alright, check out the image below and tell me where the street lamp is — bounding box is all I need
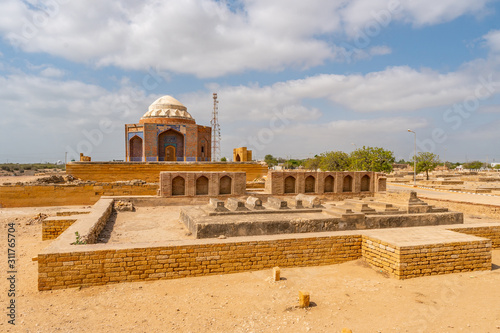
[408,129,417,187]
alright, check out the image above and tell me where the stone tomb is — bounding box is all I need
[179,193,463,239]
[362,227,491,279]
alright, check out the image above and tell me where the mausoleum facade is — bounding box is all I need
[125,95,211,162]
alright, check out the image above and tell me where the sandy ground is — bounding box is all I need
[0,175,45,185]
[99,206,194,243]
[0,206,499,332]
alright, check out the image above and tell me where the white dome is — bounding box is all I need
[141,95,193,120]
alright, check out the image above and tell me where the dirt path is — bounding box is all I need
[1,206,499,332]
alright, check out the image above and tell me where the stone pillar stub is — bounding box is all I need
[226,198,248,211]
[267,197,288,209]
[246,196,264,210]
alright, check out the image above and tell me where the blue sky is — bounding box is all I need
[0,0,499,163]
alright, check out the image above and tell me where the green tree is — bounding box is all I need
[350,146,395,173]
[415,152,440,180]
[463,161,484,170]
[220,157,227,162]
[304,155,322,170]
[494,164,500,170]
[319,151,351,171]
[284,159,303,169]
[264,154,278,167]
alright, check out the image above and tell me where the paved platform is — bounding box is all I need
[363,227,483,247]
[362,227,492,279]
[388,184,500,206]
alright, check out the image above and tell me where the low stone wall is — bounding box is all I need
[42,198,114,244]
[0,183,157,208]
[37,232,362,290]
[421,197,500,220]
[447,224,500,248]
[66,161,268,183]
[42,217,77,240]
[362,235,492,279]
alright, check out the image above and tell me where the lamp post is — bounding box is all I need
[408,129,416,187]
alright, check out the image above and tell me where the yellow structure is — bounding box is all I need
[233,147,252,162]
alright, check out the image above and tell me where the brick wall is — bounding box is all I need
[362,235,492,279]
[0,183,157,208]
[159,172,246,197]
[266,171,385,195]
[38,233,362,290]
[42,217,77,240]
[447,225,500,248]
[67,162,268,183]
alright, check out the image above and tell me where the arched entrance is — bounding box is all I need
[165,146,176,161]
[236,154,241,162]
[305,176,315,193]
[172,176,185,196]
[324,175,334,193]
[129,136,143,161]
[196,176,209,195]
[343,175,353,192]
[219,176,232,195]
[284,176,296,194]
[361,175,370,192]
[158,129,184,161]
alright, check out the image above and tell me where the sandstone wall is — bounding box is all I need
[38,233,362,290]
[66,162,268,183]
[362,235,491,279]
[42,217,77,240]
[159,172,246,197]
[265,171,386,195]
[0,183,157,208]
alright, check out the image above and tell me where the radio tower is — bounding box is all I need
[211,93,221,161]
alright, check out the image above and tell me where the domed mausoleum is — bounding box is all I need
[125,96,211,162]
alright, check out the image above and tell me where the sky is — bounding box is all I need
[0,0,499,163]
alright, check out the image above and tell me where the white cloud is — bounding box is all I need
[0,70,159,161]
[0,0,492,77]
[483,29,500,53]
[369,45,392,56]
[182,60,500,120]
[39,66,65,78]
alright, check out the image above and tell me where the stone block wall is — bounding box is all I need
[0,183,157,208]
[37,234,362,290]
[159,172,246,197]
[362,235,492,279]
[447,225,500,248]
[66,162,268,183]
[42,217,77,240]
[265,171,386,195]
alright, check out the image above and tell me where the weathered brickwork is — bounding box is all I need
[265,171,387,195]
[233,147,252,162]
[42,217,77,240]
[38,234,362,290]
[159,172,246,197]
[362,235,492,279]
[0,183,157,208]
[447,225,500,248]
[125,95,211,162]
[66,162,268,183]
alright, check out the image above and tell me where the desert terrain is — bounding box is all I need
[1,202,499,333]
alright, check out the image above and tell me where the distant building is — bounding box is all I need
[233,147,252,162]
[125,96,211,162]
